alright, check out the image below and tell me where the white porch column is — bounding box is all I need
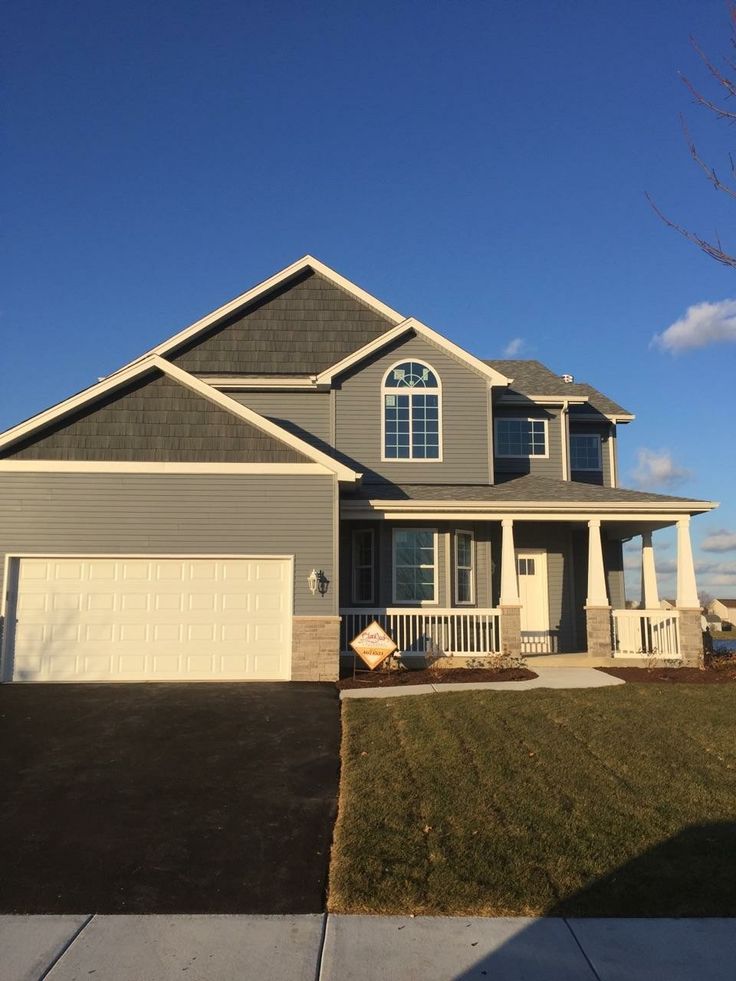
[586,519,609,607]
[640,530,660,610]
[499,518,519,605]
[676,516,699,609]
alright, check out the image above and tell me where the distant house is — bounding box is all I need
[660,598,676,611]
[709,599,736,630]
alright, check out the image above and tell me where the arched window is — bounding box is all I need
[382,360,442,460]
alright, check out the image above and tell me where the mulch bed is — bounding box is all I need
[337,667,537,690]
[598,666,736,685]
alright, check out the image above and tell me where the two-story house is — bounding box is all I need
[0,257,716,683]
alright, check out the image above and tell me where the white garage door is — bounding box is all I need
[5,556,292,682]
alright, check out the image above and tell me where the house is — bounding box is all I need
[709,599,736,630]
[0,257,717,683]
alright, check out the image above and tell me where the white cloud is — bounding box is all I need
[631,448,690,489]
[652,298,736,352]
[701,529,736,553]
[502,337,526,357]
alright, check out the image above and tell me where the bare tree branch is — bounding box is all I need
[681,115,736,200]
[646,193,736,270]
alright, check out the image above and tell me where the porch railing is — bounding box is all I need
[340,608,502,657]
[612,609,680,658]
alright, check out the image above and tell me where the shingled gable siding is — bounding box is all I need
[0,371,309,463]
[334,332,491,484]
[493,404,563,481]
[0,473,336,616]
[229,391,331,448]
[168,270,396,375]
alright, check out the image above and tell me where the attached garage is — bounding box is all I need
[4,555,293,682]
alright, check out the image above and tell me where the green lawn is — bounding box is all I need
[329,686,736,916]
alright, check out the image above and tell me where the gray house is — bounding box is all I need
[0,257,716,682]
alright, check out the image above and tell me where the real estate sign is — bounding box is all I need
[350,620,397,670]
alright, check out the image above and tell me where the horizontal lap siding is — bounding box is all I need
[510,523,577,652]
[570,420,614,487]
[0,474,336,615]
[335,334,491,483]
[229,392,331,447]
[340,522,493,609]
[493,406,564,480]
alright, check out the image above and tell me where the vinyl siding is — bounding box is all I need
[569,420,614,487]
[340,521,493,609]
[0,473,336,615]
[510,523,577,653]
[228,391,331,450]
[169,270,395,375]
[334,332,491,484]
[1,372,308,463]
[493,405,564,480]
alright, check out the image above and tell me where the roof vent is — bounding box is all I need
[562,373,574,384]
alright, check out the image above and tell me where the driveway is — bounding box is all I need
[0,683,339,914]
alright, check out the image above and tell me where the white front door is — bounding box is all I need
[5,555,293,682]
[516,549,553,653]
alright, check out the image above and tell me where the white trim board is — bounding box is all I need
[314,317,512,387]
[110,256,406,375]
[0,461,334,475]
[0,355,360,483]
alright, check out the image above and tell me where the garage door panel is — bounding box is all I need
[8,556,292,681]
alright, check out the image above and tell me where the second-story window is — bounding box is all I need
[383,360,441,460]
[495,418,548,457]
[570,433,602,471]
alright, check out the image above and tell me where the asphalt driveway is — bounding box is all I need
[0,683,340,914]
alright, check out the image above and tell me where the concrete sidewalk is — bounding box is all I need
[340,665,626,699]
[4,913,733,980]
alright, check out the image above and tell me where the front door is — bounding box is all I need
[516,549,553,653]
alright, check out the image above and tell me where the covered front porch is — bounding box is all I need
[339,479,715,666]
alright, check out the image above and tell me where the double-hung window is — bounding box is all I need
[392,528,437,604]
[570,433,602,471]
[454,530,474,605]
[383,361,441,460]
[495,418,547,457]
[351,529,375,604]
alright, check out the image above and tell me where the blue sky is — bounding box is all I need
[3,0,734,598]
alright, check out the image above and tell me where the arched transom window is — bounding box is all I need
[382,360,442,460]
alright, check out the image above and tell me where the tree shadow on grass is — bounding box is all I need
[448,822,736,980]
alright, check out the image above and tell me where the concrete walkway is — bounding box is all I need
[3,913,733,980]
[340,665,625,699]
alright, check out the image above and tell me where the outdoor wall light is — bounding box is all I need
[307,569,330,596]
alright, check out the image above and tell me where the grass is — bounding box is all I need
[329,686,736,916]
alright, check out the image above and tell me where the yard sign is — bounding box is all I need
[350,620,397,670]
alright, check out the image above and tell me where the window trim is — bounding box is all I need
[351,528,375,605]
[391,527,439,606]
[570,432,603,472]
[454,529,475,606]
[494,416,549,459]
[381,359,443,463]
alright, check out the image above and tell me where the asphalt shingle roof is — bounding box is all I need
[346,474,707,506]
[485,359,632,418]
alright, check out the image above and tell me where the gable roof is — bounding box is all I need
[117,256,404,377]
[0,356,360,481]
[315,318,512,386]
[714,598,736,609]
[485,359,633,420]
